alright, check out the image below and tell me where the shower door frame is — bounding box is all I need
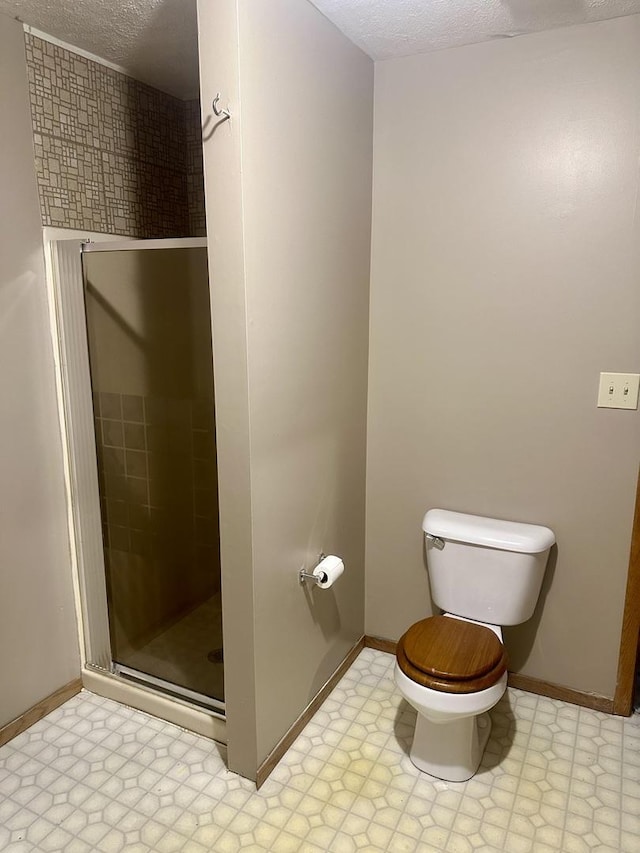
[47,234,226,736]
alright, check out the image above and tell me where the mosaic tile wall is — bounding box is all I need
[185,99,207,238]
[94,391,219,658]
[24,34,206,238]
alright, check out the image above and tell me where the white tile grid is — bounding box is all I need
[0,648,638,852]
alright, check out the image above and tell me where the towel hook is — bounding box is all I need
[212,93,231,121]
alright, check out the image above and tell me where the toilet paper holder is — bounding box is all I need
[299,553,327,586]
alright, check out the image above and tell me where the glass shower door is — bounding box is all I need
[82,241,223,709]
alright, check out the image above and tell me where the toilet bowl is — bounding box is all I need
[395,509,555,783]
[394,614,508,781]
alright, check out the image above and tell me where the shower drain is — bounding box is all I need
[207,648,224,663]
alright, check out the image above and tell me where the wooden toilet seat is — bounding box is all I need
[396,615,508,694]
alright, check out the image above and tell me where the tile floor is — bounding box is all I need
[125,594,224,702]
[0,648,639,852]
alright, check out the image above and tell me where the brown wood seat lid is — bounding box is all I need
[399,615,506,681]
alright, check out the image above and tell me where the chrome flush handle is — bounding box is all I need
[425,533,445,550]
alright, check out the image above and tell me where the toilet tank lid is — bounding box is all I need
[423,509,555,553]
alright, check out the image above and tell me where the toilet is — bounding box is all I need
[394,508,555,782]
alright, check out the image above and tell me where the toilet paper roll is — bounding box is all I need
[313,555,344,589]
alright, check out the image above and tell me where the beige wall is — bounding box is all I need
[198,0,373,775]
[0,14,80,728]
[239,0,373,763]
[198,0,258,778]
[367,16,640,699]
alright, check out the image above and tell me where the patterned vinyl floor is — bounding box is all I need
[1,648,639,852]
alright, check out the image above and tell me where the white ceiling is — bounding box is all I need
[1,0,639,99]
[0,0,200,99]
[309,0,640,60]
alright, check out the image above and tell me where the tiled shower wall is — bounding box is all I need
[184,99,207,238]
[24,34,206,238]
[94,391,219,651]
[82,243,220,667]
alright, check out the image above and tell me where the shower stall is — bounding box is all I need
[50,237,224,725]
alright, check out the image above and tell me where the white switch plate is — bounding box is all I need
[597,372,640,409]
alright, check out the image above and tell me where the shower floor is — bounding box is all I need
[121,593,224,704]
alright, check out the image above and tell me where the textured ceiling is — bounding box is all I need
[309,0,640,59]
[1,0,640,99]
[0,0,199,99]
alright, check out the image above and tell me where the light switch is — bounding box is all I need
[597,372,640,410]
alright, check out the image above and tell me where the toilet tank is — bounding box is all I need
[423,509,555,626]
